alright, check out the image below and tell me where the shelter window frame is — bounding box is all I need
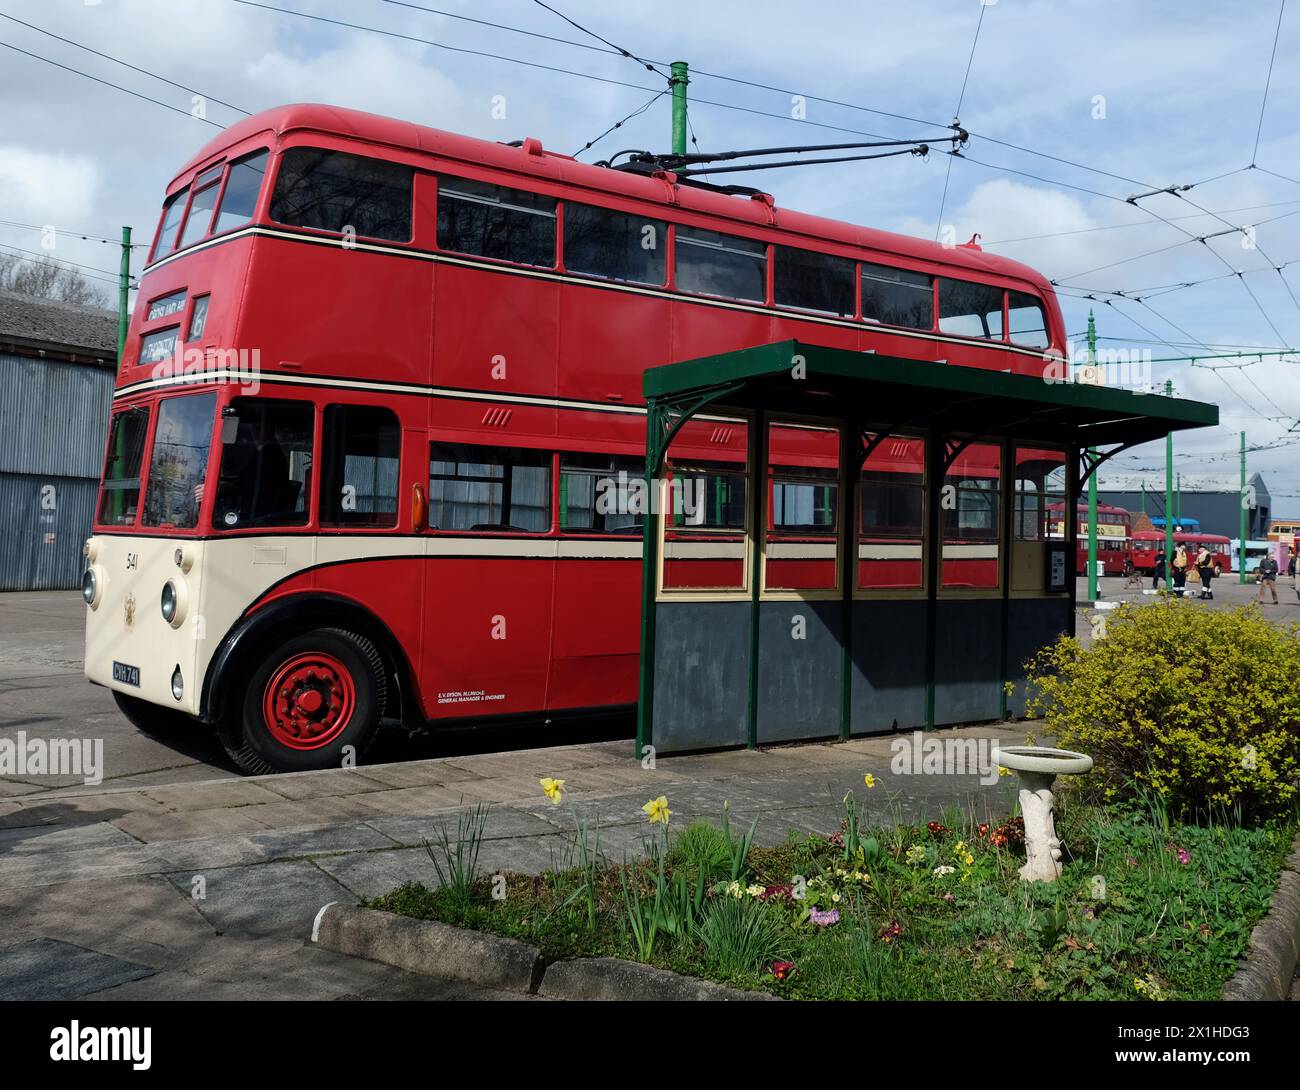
[1010,444,1071,596]
[656,411,754,600]
[938,435,1006,596]
[760,416,845,600]
[854,431,929,600]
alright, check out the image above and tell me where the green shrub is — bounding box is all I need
[667,820,732,880]
[696,896,785,975]
[1026,601,1300,819]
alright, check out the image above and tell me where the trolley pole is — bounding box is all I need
[1239,430,1248,584]
[1086,310,1099,602]
[1176,472,1182,527]
[670,61,689,156]
[116,225,131,365]
[1164,379,1174,567]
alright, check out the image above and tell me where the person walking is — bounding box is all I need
[1258,553,1280,604]
[1152,552,1166,591]
[1171,545,1188,597]
[1195,545,1214,600]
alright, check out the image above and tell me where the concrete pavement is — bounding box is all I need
[0,726,1032,999]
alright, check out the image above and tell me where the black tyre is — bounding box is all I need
[219,628,387,775]
[113,689,207,739]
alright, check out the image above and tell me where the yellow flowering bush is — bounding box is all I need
[1026,601,1300,819]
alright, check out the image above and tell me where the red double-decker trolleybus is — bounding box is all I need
[1045,502,1132,575]
[84,104,1067,773]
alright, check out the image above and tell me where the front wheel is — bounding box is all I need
[219,628,387,774]
[1213,564,1223,577]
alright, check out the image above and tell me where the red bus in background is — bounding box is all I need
[84,103,1067,774]
[1131,530,1233,576]
[1047,502,1132,575]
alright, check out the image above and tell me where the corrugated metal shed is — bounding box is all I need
[0,473,99,591]
[0,291,117,590]
[0,353,113,478]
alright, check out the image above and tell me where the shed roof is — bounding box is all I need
[0,289,117,363]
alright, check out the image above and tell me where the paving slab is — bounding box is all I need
[167,859,356,938]
[313,847,443,900]
[111,806,275,843]
[365,806,560,847]
[141,780,287,811]
[0,819,141,855]
[255,767,399,800]
[0,937,157,1000]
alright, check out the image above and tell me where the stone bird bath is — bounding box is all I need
[990,746,1094,883]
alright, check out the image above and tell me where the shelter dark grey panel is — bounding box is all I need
[850,598,927,734]
[651,601,750,753]
[756,600,841,743]
[933,598,1003,724]
[1005,597,1072,718]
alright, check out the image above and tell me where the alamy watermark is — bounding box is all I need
[0,731,103,785]
[1042,340,1153,392]
[890,731,1003,786]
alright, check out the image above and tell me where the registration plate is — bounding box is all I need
[112,661,141,687]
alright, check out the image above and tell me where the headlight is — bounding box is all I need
[82,568,97,606]
[171,665,184,701]
[161,581,178,623]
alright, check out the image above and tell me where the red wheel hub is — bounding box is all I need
[261,652,356,750]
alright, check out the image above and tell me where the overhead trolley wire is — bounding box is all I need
[0,39,224,127]
[0,11,252,116]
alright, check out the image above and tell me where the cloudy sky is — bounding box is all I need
[2,0,1297,506]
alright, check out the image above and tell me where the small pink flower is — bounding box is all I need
[809,908,840,927]
[1175,848,1191,865]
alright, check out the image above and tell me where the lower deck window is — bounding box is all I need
[560,453,644,534]
[142,393,217,529]
[213,398,314,530]
[429,443,551,532]
[97,406,151,526]
[320,405,400,528]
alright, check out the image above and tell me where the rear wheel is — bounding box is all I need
[219,628,387,775]
[113,689,207,739]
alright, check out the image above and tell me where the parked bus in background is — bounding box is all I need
[82,104,1067,774]
[1267,519,1298,551]
[1131,530,1232,576]
[1047,502,1131,575]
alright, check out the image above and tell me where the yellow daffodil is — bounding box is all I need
[863,773,876,788]
[539,777,565,804]
[642,795,672,825]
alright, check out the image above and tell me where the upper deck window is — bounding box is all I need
[437,176,556,267]
[1007,290,1049,349]
[212,149,268,234]
[152,191,187,261]
[938,278,1004,339]
[563,202,665,285]
[861,263,933,329]
[774,246,854,316]
[178,166,223,251]
[270,148,414,243]
[675,226,766,302]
